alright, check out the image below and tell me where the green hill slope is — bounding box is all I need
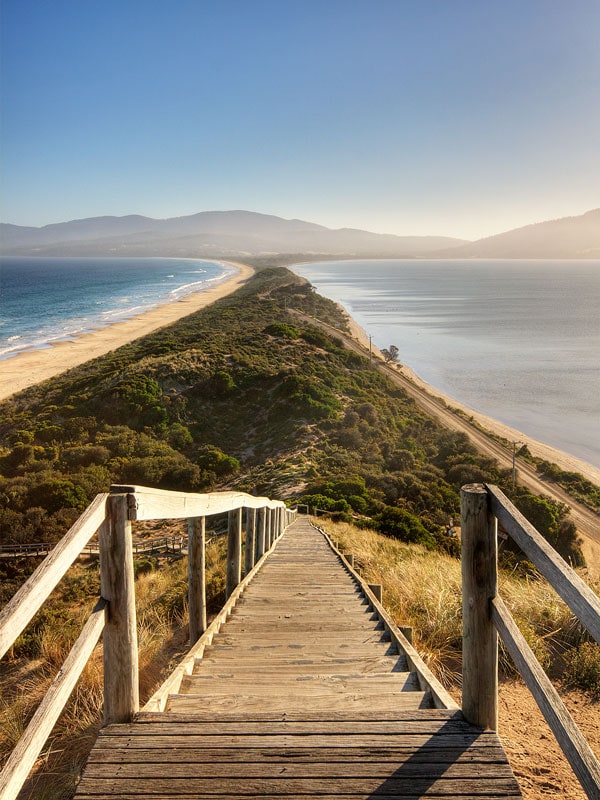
[0,268,582,581]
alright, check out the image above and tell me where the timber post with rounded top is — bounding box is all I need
[100,492,139,724]
[461,482,498,731]
[188,516,207,644]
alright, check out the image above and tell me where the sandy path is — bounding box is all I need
[0,261,254,401]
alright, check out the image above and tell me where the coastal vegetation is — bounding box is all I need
[0,266,597,798]
[0,268,584,575]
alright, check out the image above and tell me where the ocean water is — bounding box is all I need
[0,257,234,360]
[292,260,600,470]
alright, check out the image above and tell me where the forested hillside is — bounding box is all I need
[0,268,582,593]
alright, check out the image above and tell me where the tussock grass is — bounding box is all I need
[318,519,599,690]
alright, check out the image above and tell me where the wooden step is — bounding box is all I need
[180,671,421,694]
[165,690,433,713]
[193,655,410,674]
[202,643,399,658]
[76,713,521,799]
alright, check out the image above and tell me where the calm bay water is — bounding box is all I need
[293,260,600,469]
[0,257,233,360]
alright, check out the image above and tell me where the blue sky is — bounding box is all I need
[1,0,599,239]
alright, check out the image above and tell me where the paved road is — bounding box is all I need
[293,311,600,547]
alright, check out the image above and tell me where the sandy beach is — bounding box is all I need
[2,257,598,490]
[0,261,254,402]
[343,314,600,487]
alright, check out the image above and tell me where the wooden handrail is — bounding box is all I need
[460,482,600,799]
[0,598,107,800]
[492,595,600,797]
[0,484,296,800]
[0,492,108,659]
[110,484,287,521]
[487,484,600,644]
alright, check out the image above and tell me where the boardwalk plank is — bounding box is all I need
[75,775,521,795]
[87,745,511,763]
[75,518,522,799]
[84,761,516,778]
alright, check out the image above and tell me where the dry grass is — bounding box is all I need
[0,535,229,800]
[317,519,599,688]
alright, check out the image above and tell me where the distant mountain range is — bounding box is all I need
[433,208,600,259]
[1,208,598,259]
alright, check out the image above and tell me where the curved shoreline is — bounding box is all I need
[342,312,600,487]
[0,260,255,402]
[1,257,598,488]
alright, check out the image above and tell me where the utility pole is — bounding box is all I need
[369,335,372,363]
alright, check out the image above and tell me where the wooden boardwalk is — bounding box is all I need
[76,517,522,799]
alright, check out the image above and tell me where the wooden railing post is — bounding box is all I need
[244,507,257,574]
[461,483,498,731]
[368,583,383,603]
[257,507,267,559]
[265,508,272,549]
[226,508,242,598]
[188,516,206,644]
[100,492,139,724]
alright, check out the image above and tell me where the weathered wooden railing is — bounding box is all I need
[461,483,600,799]
[0,484,295,800]
[0,534,188,559]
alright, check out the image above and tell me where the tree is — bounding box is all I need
[381,344,399,364]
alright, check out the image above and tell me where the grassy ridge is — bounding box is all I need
[0,266,596,799]
[0,267,583,578]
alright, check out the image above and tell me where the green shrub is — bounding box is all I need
[211,370,236,395]
[374,506,436,550]
[264,322,300,338]
[61,445,110,468]
[196,447,240,477]
[563,642,600,698]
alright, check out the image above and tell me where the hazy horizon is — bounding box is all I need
[1,2,599,239]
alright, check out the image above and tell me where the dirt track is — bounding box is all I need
[292,310,600,549]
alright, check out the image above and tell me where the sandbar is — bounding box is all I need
[0,261,254,401]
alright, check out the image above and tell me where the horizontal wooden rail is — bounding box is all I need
[0,543,55,555]
[487,484,600,645]
[0,484,294,800]
[0,598,107,800]
[492,595,600,798]
[461,482,600,799]
[0,493,108,660]
[110,484,287,521]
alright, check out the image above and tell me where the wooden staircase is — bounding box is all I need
[75,518,523,798]
[167,524,430,714]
